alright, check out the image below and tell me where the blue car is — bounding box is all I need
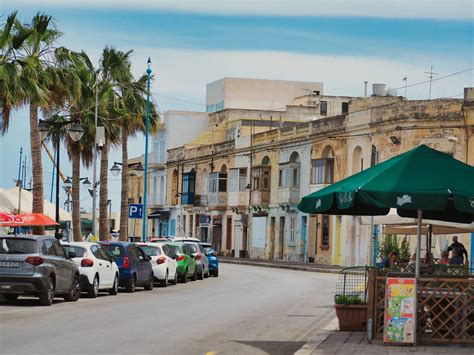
[200,243,219,277]
[100,242,154,292]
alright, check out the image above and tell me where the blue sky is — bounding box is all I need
[1,0,473,213]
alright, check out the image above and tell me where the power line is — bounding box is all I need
[392,67,472,91]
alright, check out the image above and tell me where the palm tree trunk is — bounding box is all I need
[99,143,109,241]
[71,150,82,241]
[119,127,129,241]
[29,103,44,235]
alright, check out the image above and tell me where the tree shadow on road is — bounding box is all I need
[234,340,306,355]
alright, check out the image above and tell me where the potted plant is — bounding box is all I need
[334,295,368,331]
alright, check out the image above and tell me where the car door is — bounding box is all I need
[136,247,151,285]
[128,245,143,284]
[98,246,115,287]
[51,239,71,293]
[90,245,109,287]
[162,245,177,278]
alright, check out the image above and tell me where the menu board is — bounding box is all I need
[384,277,416,345]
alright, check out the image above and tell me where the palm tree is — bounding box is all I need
[15,13,62,234]
[116,70,159,241]
[57,49,97,241]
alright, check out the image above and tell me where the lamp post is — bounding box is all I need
[39,118,84,239]
[142,58,152,243]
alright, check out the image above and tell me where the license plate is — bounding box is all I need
[0,261,20,268]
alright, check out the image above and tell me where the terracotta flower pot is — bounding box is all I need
[334,304,368,331]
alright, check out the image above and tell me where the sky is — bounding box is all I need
[0,0,473,213]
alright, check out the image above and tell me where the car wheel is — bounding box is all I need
[87,275,99,298]
[126,275,136,293]
[204,269,210,278]
[214,269,219,277]
[144,274,154,290]
[198,268,204,280]
[190,268,197,281]
[171,271,178,285]
[181,268,188,283]
[109,274,119,295]
[160,270,168,287]
[39,277,55,306]
[64,274,81,302]
[4,294,19,301]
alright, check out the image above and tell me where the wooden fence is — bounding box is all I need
[368,269,474,344]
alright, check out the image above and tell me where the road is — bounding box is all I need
[0,264,337,355]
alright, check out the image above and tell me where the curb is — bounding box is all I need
[219,259,341,274]
[295,317,338,354]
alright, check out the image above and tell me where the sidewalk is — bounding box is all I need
[219,257,343,274]
[297,327,474,354]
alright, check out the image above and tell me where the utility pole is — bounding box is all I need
[402,77,407,98]
[424,66,439,100]
[92,87,99,236]
[17,148,23,214]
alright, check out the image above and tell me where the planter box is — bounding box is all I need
[334,304,368,331]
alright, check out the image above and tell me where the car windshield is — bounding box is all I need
[185,243,199,253]
[202,246,214,253]
[167,245,181,255]
[101,244,126,257]
[0,238,37,254]
[139,245,161,256]
[63,246,86,258]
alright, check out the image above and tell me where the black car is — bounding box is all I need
[0,235,81,306]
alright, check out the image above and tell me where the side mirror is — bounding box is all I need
[67,251,77,259]
[145,255,151,261]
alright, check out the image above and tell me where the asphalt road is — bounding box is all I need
[0,264,337,355]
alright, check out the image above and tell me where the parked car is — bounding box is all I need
[165,242,196,283]
[184,242,209,280]
[136,243,178,287]
[62,242,120,297]
[200,243,219,277]
[0,235,81,306]
[99,242,154,292]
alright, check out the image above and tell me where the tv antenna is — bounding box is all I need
[402,77,407,98]
[424,66,439,99]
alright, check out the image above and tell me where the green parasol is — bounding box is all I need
[298,144,474,276]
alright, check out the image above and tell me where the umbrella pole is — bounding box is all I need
[369,216,374,267]
[415,209,423,278]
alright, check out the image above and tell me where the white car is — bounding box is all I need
[137,243,178,287]
[62,242,120,298]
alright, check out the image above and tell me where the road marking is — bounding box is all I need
[205,352,217,355]
[296,310,336,341]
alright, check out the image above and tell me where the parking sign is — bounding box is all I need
[128,204,143,219]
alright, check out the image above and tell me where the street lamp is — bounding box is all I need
[142,57,152,243]
[110,161,145,177]
[39,118,84,239]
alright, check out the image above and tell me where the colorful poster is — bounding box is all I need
[384,277,416,344]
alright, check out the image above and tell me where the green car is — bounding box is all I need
[166,243,196,283]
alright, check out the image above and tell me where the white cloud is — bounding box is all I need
[11,0,474,20]
[128,47,472,104]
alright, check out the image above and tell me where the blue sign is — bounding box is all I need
[128,204,143,219]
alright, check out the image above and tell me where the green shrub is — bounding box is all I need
[334,295,363,305]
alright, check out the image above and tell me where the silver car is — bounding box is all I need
[184,242,209,280]
[0,235,81,306]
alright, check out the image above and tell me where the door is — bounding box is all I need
[137,247,151,285]
[42,240,66,292]
[92,245,113,287]
[162,245,177,279]
[269,217,276,260]
[279,217,285,260]
[226,217,232,254]
[128,245,143,284]
[301,216,308,262]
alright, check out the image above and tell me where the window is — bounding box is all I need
[218,173,227,192]
[128,245,140,260]
[263,170,270,189]
[63,246,86,258]
[42,240,56,256]
[182,170,196,205]
[52,240,66,258]
[320,101,328,116]
[292,168,299,187]
[311,158,334,184]
[209,173,218,193]
[169,219,176,237]
[321,215,330,247]
[229,169,239,192]
[279,169,284,187]
[239,168,247,191]
[290,216,296,243]
[0,238,37,254]
[341,102,349,114]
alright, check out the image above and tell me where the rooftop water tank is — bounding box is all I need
[372,83,386,96]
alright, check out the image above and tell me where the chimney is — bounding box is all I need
[372,83,386,96]
[364,81,368,98]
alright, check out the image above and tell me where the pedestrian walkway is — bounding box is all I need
[297,329,474,354]
[219,257,343,274]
